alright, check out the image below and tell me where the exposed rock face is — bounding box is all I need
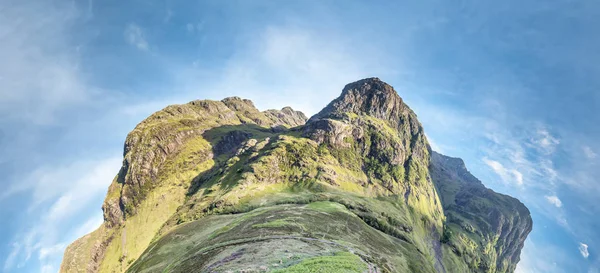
[62,78,531,273]
[263,106,308,128]
[102,98,308,226]
[305,77,444,226]
[430,151,533,272]
[62,98,307,273]
[311,77,418,131]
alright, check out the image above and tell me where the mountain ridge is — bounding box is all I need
[61,78,531,273]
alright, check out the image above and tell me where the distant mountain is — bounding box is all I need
[61,78,531,273]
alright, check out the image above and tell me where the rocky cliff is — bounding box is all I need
[61,78,531,273]
[429,152,532,272]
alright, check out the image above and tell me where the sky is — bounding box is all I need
[0,0,599,272]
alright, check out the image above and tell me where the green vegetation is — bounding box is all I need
[127,203,435,273]
[252,219,301,229]
[271,252,368,273]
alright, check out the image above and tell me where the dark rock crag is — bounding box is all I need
[430,152,532,272]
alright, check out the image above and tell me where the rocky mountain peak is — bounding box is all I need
[263,107,308,128]
[431,151,468,174]
[310,77,407,124]
[221,96,257,111]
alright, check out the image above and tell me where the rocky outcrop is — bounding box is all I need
[430,151,532,272]
[222,97,307,128]
[263,106,308,128]
[62,97,306,273]
[310,77,422,136]
[102,98,307,226]
[305,77,444,226]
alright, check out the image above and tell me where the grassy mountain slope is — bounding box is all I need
[61,78,531,273]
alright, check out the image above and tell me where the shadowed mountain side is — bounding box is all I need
[429,152,532,273]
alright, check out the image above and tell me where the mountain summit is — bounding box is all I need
[61,78,531,273]
[311,77,408,124]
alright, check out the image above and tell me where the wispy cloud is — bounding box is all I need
[580,242,590,258]
[172,24,388,116]
[0,1,91,124]
[185,21,205,33]
[72,214,104,239]
[425,133,443,153]
[186,23,194,32]
[2,157,120,272]
[516,239,567,273]
[583,146,597,159]
[125,23,149,51]
[483,157,524,186]
[414,96,578,236]
[533,128,560,155]
[545,195,563,208]
[3,243,20,272]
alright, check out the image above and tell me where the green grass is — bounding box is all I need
[252,219,298,229]
[271,252,368,273]
[306,201,349,213]
[127,202,437,273]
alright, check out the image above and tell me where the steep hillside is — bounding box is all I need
[61,97,308,273]
[61,78,531,273]
[430,152,532,273]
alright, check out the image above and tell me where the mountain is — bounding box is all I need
[61,78,532,273]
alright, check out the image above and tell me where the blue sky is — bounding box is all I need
[1,0,599,272]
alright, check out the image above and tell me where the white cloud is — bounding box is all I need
[41,264,55,273]
[3,157,120,272]
[3,243,20,271]
[512,169,524,186]
[186,23,195,32]
[425,133,443,153]
[2,157,121,210]
[545,195,563,208]
[72,214,104,239]
[533,128,560,154]
[556,215,569,229]
[174,24,388,117]
[516,239,565,273]
[540,159,559,182]
[125,23,149,51]
[185,21,205,34]
[474,124,580,232]
[481,127,553,186]
[583,146,597,159]
[580,243,590,258]
[0,1,91,124]
[39,243,66,261]
[483,157,524,186]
